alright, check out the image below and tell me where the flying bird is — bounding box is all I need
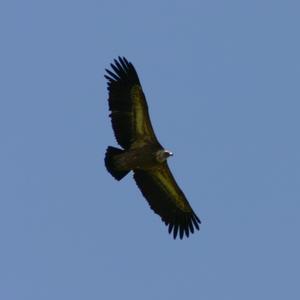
[104,57,201,239]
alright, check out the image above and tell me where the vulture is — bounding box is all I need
[104,57,201,239]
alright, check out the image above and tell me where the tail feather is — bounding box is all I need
[105,146,130,181]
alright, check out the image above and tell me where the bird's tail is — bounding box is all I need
[105,146,130,181]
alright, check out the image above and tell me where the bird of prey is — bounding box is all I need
[104,57,201,239]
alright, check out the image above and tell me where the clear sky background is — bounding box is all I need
[1,1,299,299]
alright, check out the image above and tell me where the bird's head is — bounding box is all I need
[156,149,173,163]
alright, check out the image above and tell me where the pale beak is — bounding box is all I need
[166,151,173,157]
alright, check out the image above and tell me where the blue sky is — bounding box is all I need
[1,1,300,299]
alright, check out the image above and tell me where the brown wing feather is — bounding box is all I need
[105,57,160,149]
[133,164,201,239]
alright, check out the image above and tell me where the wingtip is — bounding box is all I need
[168,212,201,240]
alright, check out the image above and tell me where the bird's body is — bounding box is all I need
[111,144,163,171]
[104,57,201,239]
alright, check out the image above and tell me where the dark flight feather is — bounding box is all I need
[133,167,201,239]
[105,56,160,149]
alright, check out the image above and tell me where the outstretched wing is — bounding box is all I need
[105,57,160,149]
[133,164,201,239]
